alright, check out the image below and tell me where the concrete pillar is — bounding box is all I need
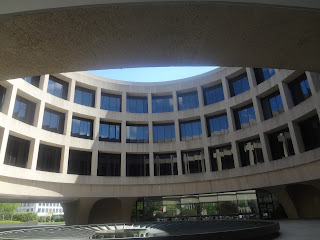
[252,96,263,122]
[197,86,204,107]
[176,150,183,175]
[246,67,257,89]
[226,107,236,132]
[222,77,231,100]
[0,128,10,166]
[278,81,293,111]
[213,149,223,171]
[288,121,305,154]
[93,116,100,140]
[121,151,126,177]
[2,85,17,116]
[61,145,69,174]
[259,132,272,162]
[231,141,240,168]
[147,93,154,176]
[67,78,76,102]
[28,138,40,170]
[64,110,73,136]
[39,74,49,91]
[172,90,178,112]
[122,92,126,113]
[34,100,45,128]
[91,149,98,176]
[95,87,101,109]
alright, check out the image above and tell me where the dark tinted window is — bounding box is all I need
[74,86,95,107]
[71,116,93,139]
[209,145,234,171]
[261,91,284,120]
[239,138,264,167]
[152,95,173,113]
[268,128,295,160]
[24,76,40,88]
[154,153,178,176]
[4,135,30,168]
[289,74,312,106]
[42,108,65,134]
[37,144,61,173]
[47,76,68,100]
[13,95,36,125]
[254,68,275,84]
[101,92,121,112]
[99,122,121,142]
[0,85,6,112]
[182,150,206,174]
[153,123,175,143]
[126,154,149,176]
[180,120,202,141]
[97,152,121,176]
[203,84,224,106]
[126,124,148,143]
[127,96,148,113]
[68,150,91,175]
[177,91,199,111]
[229,72,250,96]
[234,104,256,130]
[299,115,320,151]
[206,114,229,136]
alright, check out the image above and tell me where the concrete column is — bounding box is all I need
[0,128,10,166]
[64,110,73,136]
[213,149,223,171]
[122,92,126,113]
[221,77,231,99]
[259,132,272,162]
[278,81,293,111]
[147,92,152,114]
[231,141,240,168]
[226,107,236,132]
[61,145,69,174]
[28,138,40,170]
[39,74,49,91]
[2,85,17,116]
[121,151,126,177]
[197,86,204,107]
[67,78,76,102]
[93,117,100,140]
[252,96,263,123]
[246,67,257,89]
[306,71,320,95]
[91,149,98,176]
[176,150,183,175]
[203,147,210,172]
[288,121,305,154]
[149,151,154,177]
[172,91,178,112]
[95,87,101,109]
[34,100,45,128]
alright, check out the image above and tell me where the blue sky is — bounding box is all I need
[87,66,218,82]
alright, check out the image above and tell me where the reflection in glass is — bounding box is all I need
[207,114,229,136]
[203,84,224,106]
[74,86,95,107]
[239,138,264,167]
[229,73,250,96]
[182,150,206,174]
[209,145,234,171]
[71,116,93,139]
[126,154,149,176]
[152,95,173,113]
[127,96,148,113]
[47,76,68,100]
[289,74,312,106]
[154,153,178,176]
[13,96,36,125]
[98,152,121,176]
[234,104,256,130]
[177,91,199,111]
[153,124,175,143]
[254,68,275,84]
[42,108,65,134]
[126,124,148,143]
[180,120,202,141]
[99,122,121,142]
[261,91,284,120]
[268,128,295,160]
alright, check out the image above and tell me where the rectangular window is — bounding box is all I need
[68,150,91,175]
[13,95,36,125]
[261,91,284,120]
[100,92,121,112]
[152,95,173,113]
[99,121,121,142]
[126,154,149,176]
[154,153,178,176]
[4,135,30,168]
[228,72,250,97]
[298,115,320,151]
[126,124,148,143]
[42,108,65,134]
[37,144,61,173]
[239,138,264,167]
[97,152,121,176]
[71,116,93,139]
[288,73,312,106]
[182,150,206,174]
[209,145,234,171]
[0,85,6,112]
[203,84,224,106]
[153,123,175,143]
[74,86,95,107]
[234,104,256,130]
[180,120,202,141]
[206,114,229,136]
[127,96,148,113]
[177,91,199,111]
[268,128,295,160]
[47,76,68,100]
[254,68,275,84]
[24,76,40,88]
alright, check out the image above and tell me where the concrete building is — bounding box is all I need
[0,67,319,224]
[17,203,64,216]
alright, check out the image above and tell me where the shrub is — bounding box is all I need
[12,212,37,222]
[53,216,64,222]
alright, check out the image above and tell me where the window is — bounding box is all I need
[97,152,121,176]
[71,116,93,139]
[234,104,256,130]
[37,144,61,173]
[99,121,121,142]
[254,68,275,84]
[153,123,175,143]
[100,92,121,112]
[229,72,250,97]
[126,154,149,176]
[152,95,173,113]
[268,128,295,160]
[154,153,178,176]
[177,91,199,111]
[299,115,320,151]
[13,95,36,125]
[203,84,224,106]
[180,120,202,141]
[289,74,312,106]
[261,91,284,120]
[42,108,65,134]
[0,85,6,112]
[4,135,30,168]
[239,138,264,167]
[206,114,229,136]
[47,76,68,99]
[126,124,148,143]
[209,145,234,171]
[24,76,40,88]
[182,150,206,174]
[127,96,148,113]
[68,150,91,175]
[74,86,95,107]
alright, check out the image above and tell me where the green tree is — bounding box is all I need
[0,203,20,220]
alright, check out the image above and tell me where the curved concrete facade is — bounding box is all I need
[0,67,319,203]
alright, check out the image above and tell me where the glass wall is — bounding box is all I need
[203,84,224,106]
[74,86,95,107]
[288,73,312,106]
[180,120,202,141]
[126,154,149,176]
[47,76,68,100]
[234,104,256,130]
[68,149,91,175]
[99,121,121,142]
[254,68,275,84]
[97,152,121,176]
[298,115,320,151]
[153,123,175,143]
[154,153,178,176]
[238,138,264,167]
[127,96,148,113]
[177,91,199,111]
[152,95,173,113]
[268,128,295,160]
[209,145,234,171]
[71,116,93,139]
[261,91,284,120]
[0,85,6,112]
[229,72,250,97]
[24,76,40,88]
[36,144,61,173]
[126,124,148,143]
[42,108,65,134]
[182,150,206,174]
[4,135,30,168]
[13,95,36,125]
[100,92,121,112]
[206,114,229,136]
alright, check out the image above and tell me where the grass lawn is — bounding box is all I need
[38,222,65,225]
[0,220,22,224]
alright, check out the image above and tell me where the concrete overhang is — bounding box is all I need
[0,1,320,79]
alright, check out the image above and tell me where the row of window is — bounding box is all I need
[4,114,320,176]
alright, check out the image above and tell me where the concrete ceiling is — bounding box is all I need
[0,1,320,79]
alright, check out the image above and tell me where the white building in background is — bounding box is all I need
[17,203,64,216]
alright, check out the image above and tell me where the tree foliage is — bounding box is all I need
[0,203,20,220]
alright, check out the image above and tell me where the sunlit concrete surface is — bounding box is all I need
[276,219,320,240]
